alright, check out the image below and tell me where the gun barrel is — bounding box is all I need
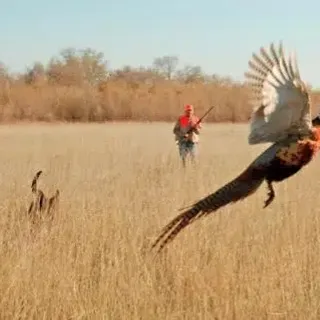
[186,105,214,133]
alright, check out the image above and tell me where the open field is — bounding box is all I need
[1,122,320,319]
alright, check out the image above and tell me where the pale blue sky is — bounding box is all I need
[2,0,320,86]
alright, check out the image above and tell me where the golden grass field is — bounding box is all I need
[1,122,320,319]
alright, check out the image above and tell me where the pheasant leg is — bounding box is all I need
[264,180,275,208]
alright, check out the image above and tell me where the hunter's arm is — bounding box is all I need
[173,121,181,136]
[193,127,200,135]
[193,121,202,134]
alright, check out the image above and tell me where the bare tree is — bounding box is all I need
[0,62,8,78]
[110,65,164,84]
[25,62,46,84]
[46,47,108,86]
[153,55,179,80]
[176,65,204,83]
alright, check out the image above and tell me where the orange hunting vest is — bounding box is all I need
[178,115,201,129]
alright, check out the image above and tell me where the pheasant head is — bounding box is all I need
[311,126,320,143]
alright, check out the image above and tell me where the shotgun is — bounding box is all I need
[185,105,215,135]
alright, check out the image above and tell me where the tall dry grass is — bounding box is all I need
[1,78,320,123]
[1,122,320,319]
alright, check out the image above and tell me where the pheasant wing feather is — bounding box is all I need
[245,42,312,145]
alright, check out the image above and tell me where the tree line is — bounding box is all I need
[0,47,319,122]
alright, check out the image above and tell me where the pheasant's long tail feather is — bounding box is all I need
[151,172,265,253]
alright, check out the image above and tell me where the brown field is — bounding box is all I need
[1,122,320,319]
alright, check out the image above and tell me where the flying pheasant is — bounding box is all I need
[151,42,320,253]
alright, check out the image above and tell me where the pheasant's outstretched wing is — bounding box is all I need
[245,42,312,145]
[151,170,265,253]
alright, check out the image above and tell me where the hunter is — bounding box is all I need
[173,104,202,166]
